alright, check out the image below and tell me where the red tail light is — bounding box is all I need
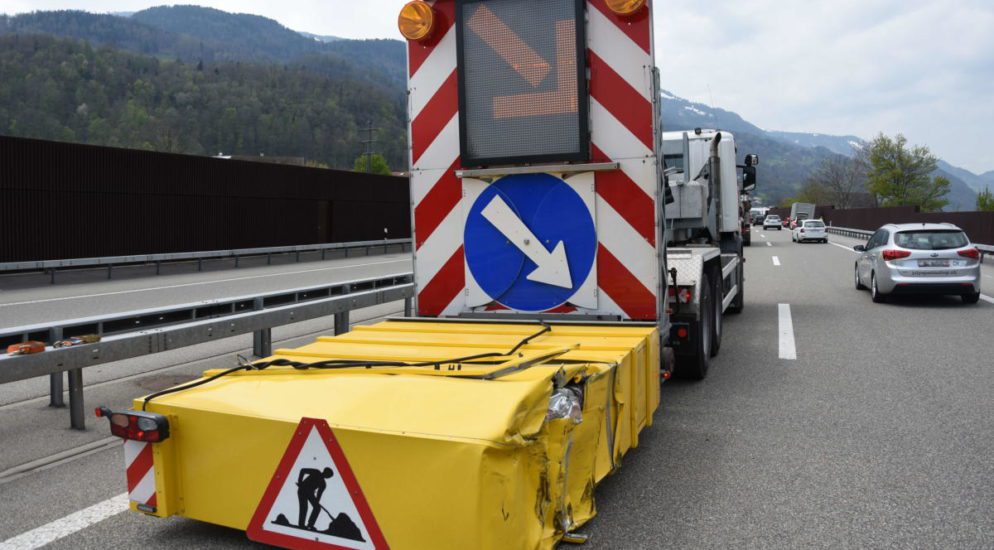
[97,407,169,442]
[881,250,912,261]
[958,248,980,260]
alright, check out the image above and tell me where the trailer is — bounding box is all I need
[98,1,757,548]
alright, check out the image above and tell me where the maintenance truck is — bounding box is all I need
[98,1,757,548]
[661,129,757,378]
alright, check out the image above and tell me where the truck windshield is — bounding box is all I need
[894,230,968,250]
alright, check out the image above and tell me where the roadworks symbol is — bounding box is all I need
[247,417,388,549]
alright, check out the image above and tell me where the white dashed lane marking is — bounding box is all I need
[778,303,797,360]
[772,256,781,266]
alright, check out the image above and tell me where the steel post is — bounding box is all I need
[404,297,413,317]
[334,311,350,335]
[251,297,271,357]
[49,372,65,407]
[49,327,65,407]
[107,264,113,279]
[49,269,56,284]
[253,328,272,357]
[68,368,85,430]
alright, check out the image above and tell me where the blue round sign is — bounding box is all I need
[465,173,596,312]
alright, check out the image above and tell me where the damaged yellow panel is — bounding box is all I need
[136,319,659,549]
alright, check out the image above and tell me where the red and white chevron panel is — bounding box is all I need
[408,0,659,320]
[123,440,157,509]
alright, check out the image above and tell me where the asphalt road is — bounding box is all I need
[1,232,992,549]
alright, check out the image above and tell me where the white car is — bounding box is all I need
[792,219,827,243]
[762,215,782,230]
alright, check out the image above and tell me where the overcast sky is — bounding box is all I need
[5,0,994,173]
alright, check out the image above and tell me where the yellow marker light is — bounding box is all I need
[398,1,435,42]
[605,0,646,16]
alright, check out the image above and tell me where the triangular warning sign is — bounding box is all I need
[247,418,389,550]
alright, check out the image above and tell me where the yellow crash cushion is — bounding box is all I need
[135,320,660,550]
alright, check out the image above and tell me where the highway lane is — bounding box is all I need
[582,229,994,548]
[0,252,412,327]
[2,232,993,548]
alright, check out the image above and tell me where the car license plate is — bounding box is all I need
[909,270,954,276]
[918,259,949,267]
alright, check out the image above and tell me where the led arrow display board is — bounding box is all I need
[456,0,589,166]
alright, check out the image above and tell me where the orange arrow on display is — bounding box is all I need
[467,5,550,87]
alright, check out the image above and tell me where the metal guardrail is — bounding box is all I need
[826,227,873,240]
[0,238,413,282]
[0,273,415,430]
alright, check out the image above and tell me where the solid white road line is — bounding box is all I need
[828,241,858,253]
[0,493,127,550]
[981,294,994,305]
[766,242,772,247]
[0,259,409,308]
[772,256,781,266]
[778,304,797,360]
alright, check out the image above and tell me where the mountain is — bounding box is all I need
[130,5,327,63]
[0,8,404,77]
[660,90,766,137]
[0,33,406,170]
[299,32,342,43]
[658,90,979,210]
[766,131,865,157]
[0,6,985,209]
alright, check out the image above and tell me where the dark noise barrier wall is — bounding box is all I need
[0,136,411,262]
[769,205,994,245]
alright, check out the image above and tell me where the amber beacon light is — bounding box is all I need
[605,0,646,16]
[398,1,436,42]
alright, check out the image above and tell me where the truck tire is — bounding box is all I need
[727,262,744,314]
[710,266,723,357]
[676,273,712,380]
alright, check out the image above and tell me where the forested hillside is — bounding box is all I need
[0,6,985,208]
[0,35,406,169]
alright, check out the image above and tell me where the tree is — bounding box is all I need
[353,153,391,175]
[978,187,994,212]
[807,154,868,209]
[866,133,949,212]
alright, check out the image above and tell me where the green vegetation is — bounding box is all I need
[978,187,994,211]
[353,153,392,175]
[866,133,950,212]
[0,34,406,170]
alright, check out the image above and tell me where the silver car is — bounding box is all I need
[854,223,982,304]
[793,219,827,243]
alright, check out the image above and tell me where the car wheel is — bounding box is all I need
[962,293,980,304]
[855,264,866,290]
[871,272,887,303]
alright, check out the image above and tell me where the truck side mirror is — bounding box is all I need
[742,165,757,192]
[745,154,759,166]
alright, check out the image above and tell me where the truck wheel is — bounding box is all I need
[710,266,723,357]
[676,273,712,380]
[727,262,744,314]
